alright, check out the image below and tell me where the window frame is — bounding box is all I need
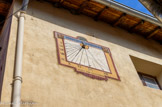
[138,72,162,90]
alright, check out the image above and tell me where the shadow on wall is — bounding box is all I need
[19,0,162,59]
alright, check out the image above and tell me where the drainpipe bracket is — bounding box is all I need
[13,76,23,83]
[17,11,26,18]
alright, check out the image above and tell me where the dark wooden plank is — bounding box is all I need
[129,20,144,33]
[76,0,90,14]
[113,13,126,26]
[53,0,64,8]
[0,2,10,16]
[147,26,161,39]
[94,6,108,21]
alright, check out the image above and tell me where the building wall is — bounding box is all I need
[0,0,14,100]
[1,1,162,107]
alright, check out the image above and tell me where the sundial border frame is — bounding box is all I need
[54,31,120,81]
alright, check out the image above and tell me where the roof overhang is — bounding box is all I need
[45,0,162,44]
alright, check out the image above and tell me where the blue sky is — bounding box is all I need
[114,0,153,16]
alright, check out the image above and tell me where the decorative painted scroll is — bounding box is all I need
[54,32,120,81]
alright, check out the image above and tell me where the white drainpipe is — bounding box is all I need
[12,0,29,107]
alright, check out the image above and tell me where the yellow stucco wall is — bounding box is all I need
[1,1,162,107]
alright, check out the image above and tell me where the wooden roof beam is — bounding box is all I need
[113,13,126,26]
[53,0,64,8]
[129,20,144,33]
[94,6,108,21]
[0,2,10,16]
[147,26,161,39]
[59,0,64,4]
[66,0,90,15]
[76,0,90,14]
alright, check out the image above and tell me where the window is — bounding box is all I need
[138,73,161,90]
[130,56,162,90]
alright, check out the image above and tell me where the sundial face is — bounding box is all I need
[64,36,111,73]
[55,32,120,81]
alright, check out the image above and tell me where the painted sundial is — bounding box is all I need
[54,32,120,81]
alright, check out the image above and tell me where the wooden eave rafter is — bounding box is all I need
[129,20,144,33]
[0,1,11,34]
[46,0,162,44]
[76,0,90,14]
[94,6,107,21]
[147,26,161,38]
[0,2,10,16]
[113,13,126,26]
